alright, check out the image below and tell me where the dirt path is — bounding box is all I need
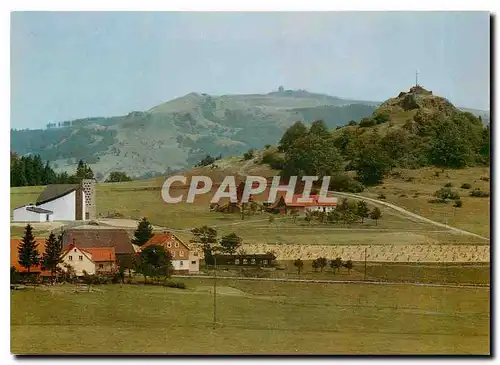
[172,274,490,289]
[330,191,489,242]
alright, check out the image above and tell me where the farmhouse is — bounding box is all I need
[267,194,338,215]
[13,179,96,222]
[62,227,134,264]
[60,243,116,276]
[141,232,200,274]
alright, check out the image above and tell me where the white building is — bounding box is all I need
[12,180,96,222]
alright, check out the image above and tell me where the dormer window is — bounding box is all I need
[167,243,172,248]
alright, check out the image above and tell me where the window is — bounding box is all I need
[263,260,268,265]
[172,251,175,258]
[174,241,179,247]
[79,256,83,261]
[179,251,184,257]
[251,258,256,264]
[167,242,172,248]
[191,261,196,265]
[69,256,73,261]
[99,264,104,269]
[74,249,77,252]
[235,259,240,264]
[243,259,248,264]
[180,261,184,267]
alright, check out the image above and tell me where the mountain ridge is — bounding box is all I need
[10,88,489,179]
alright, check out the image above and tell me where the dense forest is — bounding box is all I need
[260,107,490,190]
[10,154,94,187]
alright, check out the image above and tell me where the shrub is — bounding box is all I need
[347,120,358,126]
[453,199,463,208]
[460,183,471,189]
[444,182,453,187]
[428,198,448,204]
[359,118,376,128]
[399,194,407,198]
[434,187,460,200]
[480,176,490,181]
[405,177,414,182]
[373,113,390,125]
[328,174,364,193]
[164,281,186,289]
[434,171,440,177]
[243,149,255,160]
[264,144,271,149]
[470,189,490,197]
[377,193,386,199]
[261,150,284,169]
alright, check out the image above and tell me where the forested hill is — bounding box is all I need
[11,89,379,178]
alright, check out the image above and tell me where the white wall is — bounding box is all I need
[306,206,337,214]
[12,207,46,222]
[172,259,190,271]
[59,247,95,276]
[189,253,200,273]
[38,191,76,221]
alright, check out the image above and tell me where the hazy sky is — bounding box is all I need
[11,11,490,129]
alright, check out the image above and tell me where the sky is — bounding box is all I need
[11,11,490,129]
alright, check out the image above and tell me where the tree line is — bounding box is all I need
[10,155,95,187]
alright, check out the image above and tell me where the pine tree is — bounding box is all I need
[42,233,63,280]
[18,224,40,274]
[132,217,154,246]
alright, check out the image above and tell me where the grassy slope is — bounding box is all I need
[10,164,490,254]
[11,278,490,354]
[358,167,490,238]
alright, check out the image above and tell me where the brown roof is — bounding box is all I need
[142,233,191,251]
[36,184,80,205]
[62,228,134,255]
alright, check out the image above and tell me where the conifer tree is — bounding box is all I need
[132,217,154,246]
[18,224,40,274]
[42,233,63,280]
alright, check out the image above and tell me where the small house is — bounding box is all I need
[141,232,200,274]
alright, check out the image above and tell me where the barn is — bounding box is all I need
[12,179,96,222]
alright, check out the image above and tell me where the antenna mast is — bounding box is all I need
[415,70,419,87]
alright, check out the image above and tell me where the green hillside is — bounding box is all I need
[11,89,379,178]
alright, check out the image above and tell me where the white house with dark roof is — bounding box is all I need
[12,179,96,222]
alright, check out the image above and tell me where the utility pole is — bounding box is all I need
[213,255,217,329]
[364,247,367,280]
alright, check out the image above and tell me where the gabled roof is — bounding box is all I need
[62,243,93,262]
[36,184,80,205]
[142,233,191,251]
[26,206,53,214]
[86,247,116,262]
[62,228,134,255]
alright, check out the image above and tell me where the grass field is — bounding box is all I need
[11,278,490,355]
[359,167,491,238]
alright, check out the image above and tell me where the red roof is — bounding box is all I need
[63,243,116,263]
[10,238,51,275]
[86,247,116,262]
[142,233,190,251]
[284,194,338,207]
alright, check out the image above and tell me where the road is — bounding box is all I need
[330,191,489,241]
